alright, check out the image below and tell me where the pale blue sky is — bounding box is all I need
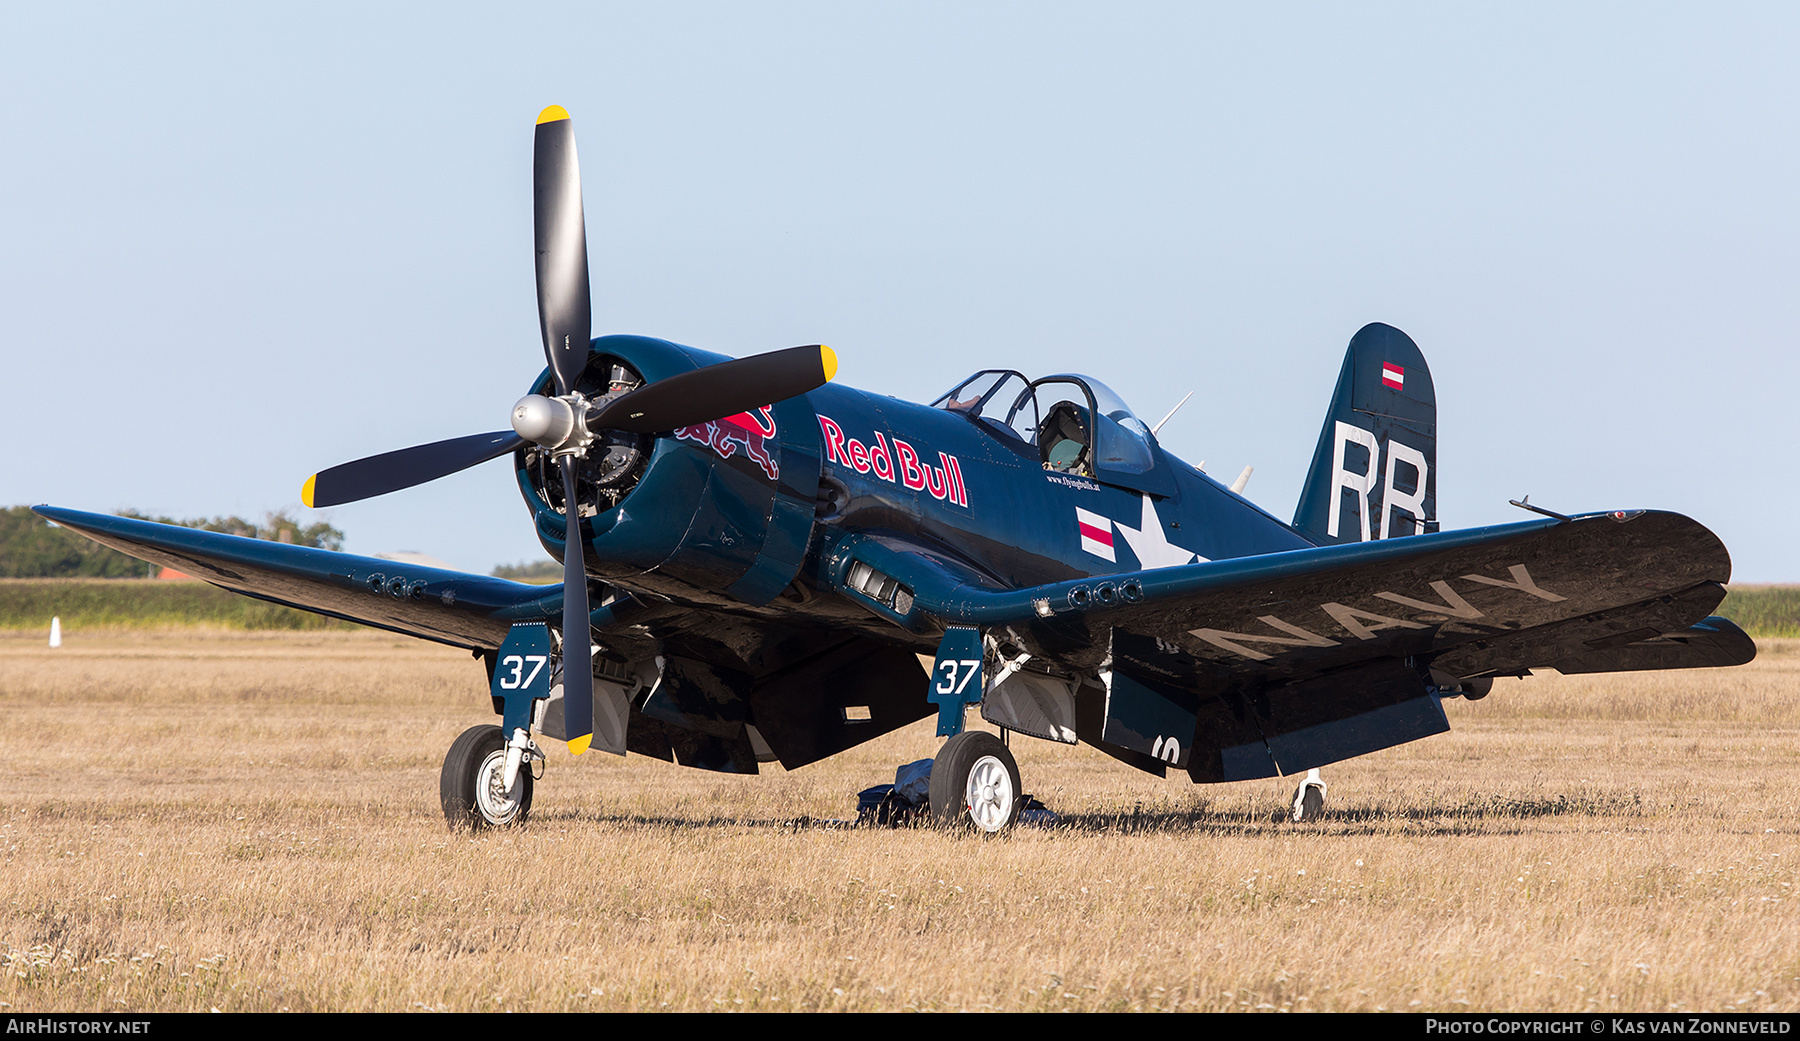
[4,3,1796,578]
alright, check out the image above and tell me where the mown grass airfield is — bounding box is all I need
[1,603,1794,1012]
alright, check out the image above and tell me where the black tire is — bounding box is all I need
[928,730,1021,833]
[1297,785,1324,822]
[440,724,532,830]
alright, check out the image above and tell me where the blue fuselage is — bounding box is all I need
[806,382,1312,587]
[519,336,1313,652]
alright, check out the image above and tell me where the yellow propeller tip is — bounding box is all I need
[537,105,570,125]
[567,733,592,756]
[301,474,317,509]
[819,345,838,383]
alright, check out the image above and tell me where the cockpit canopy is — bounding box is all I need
[933,370,1170,494]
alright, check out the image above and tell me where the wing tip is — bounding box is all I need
[30,504,74,528]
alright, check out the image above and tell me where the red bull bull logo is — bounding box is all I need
[673,406,780,480]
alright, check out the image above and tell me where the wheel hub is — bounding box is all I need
[965,754,1016,832]
[475,749,527,826]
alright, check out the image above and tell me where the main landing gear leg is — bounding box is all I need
[441,623,554,830]
[1290,768,1327,823]
[925,624,1020,832]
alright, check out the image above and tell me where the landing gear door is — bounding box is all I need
[532,642,649,759]
[929,625,984,736]
[490,623,555,737]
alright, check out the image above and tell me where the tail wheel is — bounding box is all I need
[440,724,532,830]
[929,730,1021,833]
[1290,769,1327,823]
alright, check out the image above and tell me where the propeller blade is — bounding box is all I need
[587,344,838,433]
[302,431,524,508]
[559,461,594,756]
[534,105,592,397]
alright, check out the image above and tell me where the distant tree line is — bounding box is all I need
[0,506,345,578]
[490,559,561,582]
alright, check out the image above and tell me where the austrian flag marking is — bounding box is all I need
[1076,507,1116,562]
[1381,362,1405,390]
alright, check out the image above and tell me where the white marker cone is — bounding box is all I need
[49,616,62,648]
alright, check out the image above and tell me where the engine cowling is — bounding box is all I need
[515,335,823,606]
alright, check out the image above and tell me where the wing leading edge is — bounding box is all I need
[33,506,565,650]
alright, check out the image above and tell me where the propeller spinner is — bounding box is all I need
[300,105,837,757]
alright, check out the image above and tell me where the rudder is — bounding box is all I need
[1292,323,1437,545]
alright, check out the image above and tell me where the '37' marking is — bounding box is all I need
[497,654,548,690]
[935,659,982,695]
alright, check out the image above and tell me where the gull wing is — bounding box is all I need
[836,510,1744,780]
[34,506,562,650]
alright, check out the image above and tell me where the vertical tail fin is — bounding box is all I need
[1292,323,1438,546]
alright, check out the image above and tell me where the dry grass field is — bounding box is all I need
[1,627,1796,1012]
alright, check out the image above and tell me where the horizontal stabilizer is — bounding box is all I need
[1547,615,1757,674]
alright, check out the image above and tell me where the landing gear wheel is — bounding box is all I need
[929,730,1021,833]
[440,724,533,830]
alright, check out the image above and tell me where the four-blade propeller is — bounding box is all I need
[301,105,837,758]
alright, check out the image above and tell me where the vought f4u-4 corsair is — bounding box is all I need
[38,107,1755,832]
